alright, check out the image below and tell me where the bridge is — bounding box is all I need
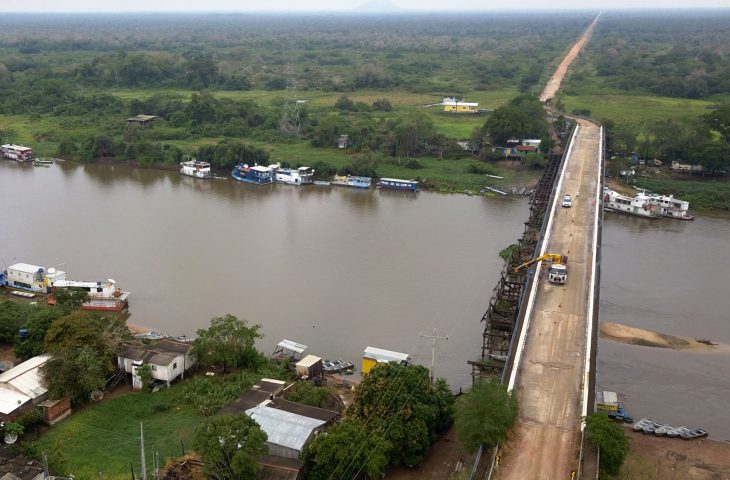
[470,15,604,479]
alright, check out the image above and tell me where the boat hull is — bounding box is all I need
[231,167,274,185]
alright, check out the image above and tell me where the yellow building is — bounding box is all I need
[442,97,479,113]
[361,346,411,374]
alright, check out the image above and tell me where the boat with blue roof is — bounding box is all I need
[377,178,419,192]
[231,164,274,185]
[332,175,372,189]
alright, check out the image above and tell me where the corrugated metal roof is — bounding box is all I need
[246,405,326,452]
[0,355,51,400]
[277,340,307,354]
[363,347,410,363]
[0,387,31,415]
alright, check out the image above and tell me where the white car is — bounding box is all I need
[562,194,572,207]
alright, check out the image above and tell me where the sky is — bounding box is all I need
[1,0,729,12]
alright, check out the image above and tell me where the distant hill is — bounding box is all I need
[356,0,401,12]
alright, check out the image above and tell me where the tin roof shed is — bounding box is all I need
[0,354,51,399]
[363,347,410,364]
[245,405,326,452]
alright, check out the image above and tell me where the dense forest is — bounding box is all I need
[0,13,587,187]
[568,11,730,100]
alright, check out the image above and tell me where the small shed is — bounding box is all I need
[245,404,328,459]
[362,347,410,375]
[126,114,157,127]
[271,340,307,362]
[336,135,351,149]
[295,355,323,379]
[39,397,72,425]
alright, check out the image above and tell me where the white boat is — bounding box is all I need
[331,175,372,189]
[272,165,315,185]
[180,159,212,179]
[646,192,693,220]
[49,278,130,312]
[603,188,661,218]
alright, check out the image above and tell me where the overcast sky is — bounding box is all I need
[2,0,729,12]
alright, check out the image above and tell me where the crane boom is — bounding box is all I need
[513,253,568,273]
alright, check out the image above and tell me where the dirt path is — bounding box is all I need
[385,427,471,480]
[621,429,730,480]
[540,14,601,103]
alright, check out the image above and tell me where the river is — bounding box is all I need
[4,160,729,438]
[599,212,730,440]
[0,159,528,391]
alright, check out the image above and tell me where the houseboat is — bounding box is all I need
[231,164,274,185]
[603,188,692,220]
[273,165,315,185]
[331,175,372,189]
[646,192,693,220]
[2,263,67,293]
[48,279,130,312]
[603,188,661,218]
[180,159,212,179]
[1,144,34,162]
[377,178,419,192]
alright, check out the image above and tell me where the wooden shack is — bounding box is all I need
[295,355,323,379]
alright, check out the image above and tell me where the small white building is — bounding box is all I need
[118,339,195,390]
[245,404,328,459]
[0,355,51,421]
[3,263,66,293]
[522,139,542,148]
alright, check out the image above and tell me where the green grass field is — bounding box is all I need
[32,387,204,480]
[560,94,715,129]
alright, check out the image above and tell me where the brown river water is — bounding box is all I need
[3,160,729,439]
[0,160,528,391]
[599,212,730,440]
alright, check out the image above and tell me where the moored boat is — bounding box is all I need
[180,159,212,179]
[332,175,372,189]
[313,180,331,186]
[377,178,419,192]
[1,144,33,162]
[49,278,130,312]
[323,358,355,374]
[231,164,274,185]
[272,165,315,185]
[680,427,708,440]
[633,418,653,432]
[603,188,661,218]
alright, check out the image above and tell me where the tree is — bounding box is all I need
[0,300,27,344]
[15,307,64,360]
[44,311,129,367]
[51,287,89,314]
[287,382,334,409]
[372,98,392,112]
[41,346,106,403]
[454,378,518,452]
[702,103,730,143]
[585,412,629,477]
[482,95,549,145]
[334,95,355,111]
[304,419,391,480]
[193,414,267,480]
[191,315,262,373]
[347,363,454,468]
[137,363,153,392]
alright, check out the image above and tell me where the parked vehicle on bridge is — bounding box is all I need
[562,194,572,207]
[513,253,568,284]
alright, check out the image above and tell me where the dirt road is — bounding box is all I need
[540,15,601,103]
[496,119,602,479]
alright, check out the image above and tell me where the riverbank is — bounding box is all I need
[621,428,730,479]
[51,154,542,195]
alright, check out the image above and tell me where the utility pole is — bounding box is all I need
[140,422,147,480]
[420,328,449,385]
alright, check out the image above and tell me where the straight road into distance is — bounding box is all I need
[497,13,602,480]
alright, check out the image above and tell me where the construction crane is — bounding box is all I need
[513,253,568,284]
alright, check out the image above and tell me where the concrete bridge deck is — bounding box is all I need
[496,119,602,479]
